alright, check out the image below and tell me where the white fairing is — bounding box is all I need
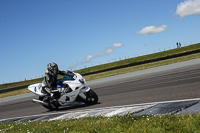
[63,73,86,89]
[28,83,46,96]
[57,72,89,105]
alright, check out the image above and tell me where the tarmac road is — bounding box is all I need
[1,58,200,120]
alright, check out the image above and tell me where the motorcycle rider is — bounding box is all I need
[42,62,73,101]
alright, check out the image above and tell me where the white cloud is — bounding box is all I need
[137,25,168,35]
[68,43,124,69]
[85,43,123,63]
[96,43,123,57]
[85,55,92,61]
[175,0,200,18]
[97,52,104,56]
[113,43,123,48]
[106,48,113,54]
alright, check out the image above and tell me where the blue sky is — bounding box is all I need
[0,0,200,84]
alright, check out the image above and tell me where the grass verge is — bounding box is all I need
[1,43,200,90]
[0,78,43,90]
[84,52,200,81]
[75,43,200,75]
[1,52,200,98]
[1,114,200,132]
[0,88,29,98]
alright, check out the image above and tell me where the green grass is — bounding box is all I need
[0,88,29,98]
[1,43,200,90]
[84,52,200,81]
[1,43,200,98]
[1,52,200,98]
[0,78,43,90]
[1,114,200,132]
[75,43,200,75]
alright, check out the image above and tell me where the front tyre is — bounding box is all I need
[84,89,98,105]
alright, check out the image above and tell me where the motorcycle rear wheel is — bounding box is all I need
[39,96,59,110]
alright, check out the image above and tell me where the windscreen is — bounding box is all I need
[60,74,76,81]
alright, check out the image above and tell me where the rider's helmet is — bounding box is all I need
[47,62,58,75]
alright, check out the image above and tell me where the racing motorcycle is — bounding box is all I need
[28,71,98,110]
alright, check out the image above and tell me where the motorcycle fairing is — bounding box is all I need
[28,83,46,96]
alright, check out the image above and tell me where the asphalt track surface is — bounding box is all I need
[1,59,200,120]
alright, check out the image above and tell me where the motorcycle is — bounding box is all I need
[28,71,98,110]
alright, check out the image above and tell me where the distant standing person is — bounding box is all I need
[176,42,179,48]
[179,42,181,48]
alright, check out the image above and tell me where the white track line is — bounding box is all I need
[1,98,200,122]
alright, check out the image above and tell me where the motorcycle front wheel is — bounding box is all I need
[84,89,98,105]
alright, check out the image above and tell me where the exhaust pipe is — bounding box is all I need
[32,99,49,106]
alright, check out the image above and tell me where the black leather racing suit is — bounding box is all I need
[42,70,66,96]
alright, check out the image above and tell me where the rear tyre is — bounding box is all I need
[39,96,50,109]
[39,96,59,110]
[84,89,98,105]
